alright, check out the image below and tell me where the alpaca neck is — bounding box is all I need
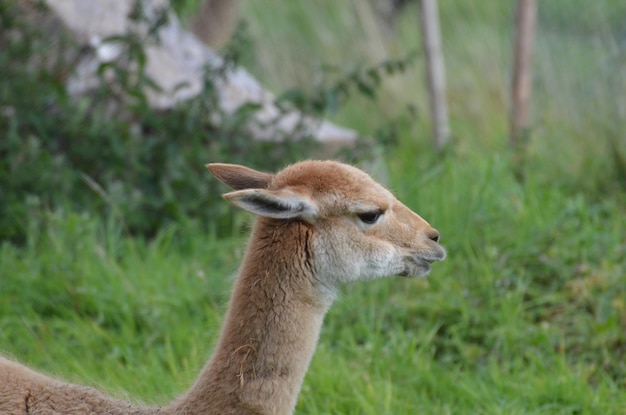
[167,220,334,415]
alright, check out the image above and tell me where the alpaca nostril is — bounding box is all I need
[427,229,440,243]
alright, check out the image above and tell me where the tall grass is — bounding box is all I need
[2,152,624,413]
[1,212,243,402]
[241,0,626,190]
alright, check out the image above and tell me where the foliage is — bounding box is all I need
[0,0,415,243]
[0,0,320,243]
[277,54,417,117]
[2,152,625,413]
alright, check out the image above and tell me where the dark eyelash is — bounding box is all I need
[357,210,384,225]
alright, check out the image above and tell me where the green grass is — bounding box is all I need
[2,156,625,413]
[2,0,626,413]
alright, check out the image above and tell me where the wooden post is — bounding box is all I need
[510,0,537,159]
[419,0,450,151]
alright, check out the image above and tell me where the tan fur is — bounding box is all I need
[0,160,445,415]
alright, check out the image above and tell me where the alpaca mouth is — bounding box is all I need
[398,257,433,278]
[413,248,446,264]
[399,248,446,278]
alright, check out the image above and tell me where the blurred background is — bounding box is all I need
[1,1,625,413]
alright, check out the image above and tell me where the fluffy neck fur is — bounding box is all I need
[166,218,332,415]
[0,218,331,415]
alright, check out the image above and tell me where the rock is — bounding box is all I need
[43,0,361,153]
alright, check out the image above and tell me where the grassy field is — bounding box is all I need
[2,1,626,414]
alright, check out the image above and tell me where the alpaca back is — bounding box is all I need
[0,356,156,415]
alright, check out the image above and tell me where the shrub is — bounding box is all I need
[0,0,417,243]
[0,0,318,242]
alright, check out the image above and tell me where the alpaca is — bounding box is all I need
[0,160,446,415]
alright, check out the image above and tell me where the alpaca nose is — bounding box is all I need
[426,228,440,243]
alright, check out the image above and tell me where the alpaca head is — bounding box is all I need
[208,160,446,288]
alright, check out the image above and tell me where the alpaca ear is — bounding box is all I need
[207,163,273,190]
[224,188,318,220]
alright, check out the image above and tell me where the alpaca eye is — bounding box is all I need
[357,211,383,225]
